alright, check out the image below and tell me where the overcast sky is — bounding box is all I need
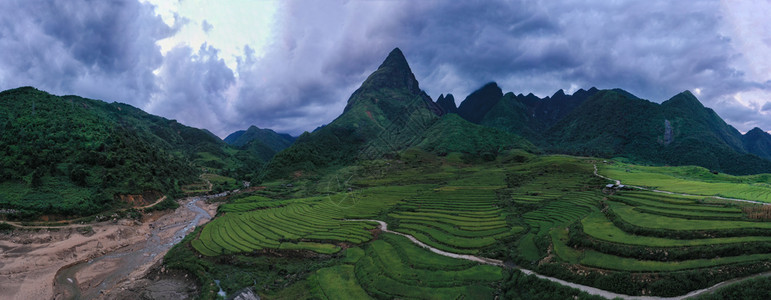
[1,0,770,137]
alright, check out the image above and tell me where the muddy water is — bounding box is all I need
[54,196,212,300]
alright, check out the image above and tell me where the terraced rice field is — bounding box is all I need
[192,185,424,256]
[192,198,377,256]
[388,187,511,254]
[522,191,597,234]
[308,233,503,299]
[598,163,771,202]
[558,188,771,272]
[183,154,771,298]
[218,195,289,213]
[581,213,771,247]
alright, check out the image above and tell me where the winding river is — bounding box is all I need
[53,196,212,299]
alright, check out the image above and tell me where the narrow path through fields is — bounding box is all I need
[346,216,771,300]
[5,196,169,229]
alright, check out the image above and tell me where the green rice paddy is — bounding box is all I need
[181,153,771,298]
[599,162,771,202]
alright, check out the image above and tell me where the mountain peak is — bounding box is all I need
[436,93,458,114]
[746,127,768,136]
[379,47,409,70]
[743,126,771,160]
[480,82,500,91]
[344,48,421,112]
[457,82,504,123]
[662,90,705,110]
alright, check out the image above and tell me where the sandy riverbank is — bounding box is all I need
[0,198,218,300]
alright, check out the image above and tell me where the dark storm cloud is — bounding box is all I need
[227,0,769,135]
[0,0,172,106]
[323,0,767,133]
[147,44,235,135]
[1,0,768,137]
[372,1,735,102]
[222,1,398,135]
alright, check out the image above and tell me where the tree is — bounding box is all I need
[30,167,44,188]
[70,167,88,186]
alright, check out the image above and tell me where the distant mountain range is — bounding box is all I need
[452,82,771,175]
[267,47,771,177]
[224,126,295,162]
[3,47,771,218]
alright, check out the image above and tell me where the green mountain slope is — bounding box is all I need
[263,48,443,179]
[480,92,537,139]
[224,126,295,161]
[0,87,260,219]
[479,87,599,140]
[417,114,536,156]
[526,88,600,130]
[546,89,771,175]
[546,89,663,157]
[660,91,746,152]
[743,127,771,160]
[264,48,538,179]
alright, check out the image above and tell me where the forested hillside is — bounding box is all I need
[0,87,260,219]
[547,90,771,175]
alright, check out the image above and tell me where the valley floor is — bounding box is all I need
[0,197,218,300]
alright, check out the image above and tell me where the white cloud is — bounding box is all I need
[142,0,278,73]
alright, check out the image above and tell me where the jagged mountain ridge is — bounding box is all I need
[476,86,599,140]
[436,94,458,114]
[545,89,771,175]
[264,48,533,179]
[266,47,771,177]
[440,78,771,175]
[441,81,598,141]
